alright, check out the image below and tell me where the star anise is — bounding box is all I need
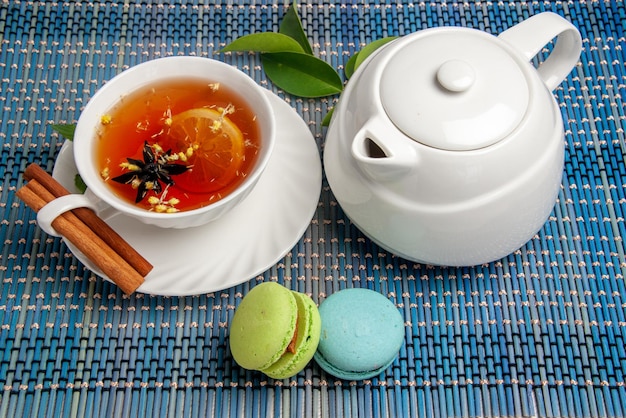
[112,141,189,203]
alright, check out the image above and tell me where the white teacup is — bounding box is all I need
[39,56,275,232]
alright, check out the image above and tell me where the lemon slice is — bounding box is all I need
[167,107,245,193]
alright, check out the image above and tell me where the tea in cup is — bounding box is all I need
[38,56,275,231]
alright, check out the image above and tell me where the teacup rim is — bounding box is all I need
[73,56,276,223]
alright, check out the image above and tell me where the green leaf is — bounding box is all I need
[344,52,359,80]
[353,36,398,72]
[279,1,313,55]
[51,123,76,141]
[220,33,305,54]
[261,52,343,98]
[74,174,87,194]
[321,107,334,127]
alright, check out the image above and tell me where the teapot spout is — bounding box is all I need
[351,121,417,182]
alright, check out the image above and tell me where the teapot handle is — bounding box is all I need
[498,12,582,91]
[351,118,417,182]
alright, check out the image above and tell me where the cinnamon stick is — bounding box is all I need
[23,163,153,277]
[17,180,145,295]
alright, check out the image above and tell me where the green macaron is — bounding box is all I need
[229,282,321,379]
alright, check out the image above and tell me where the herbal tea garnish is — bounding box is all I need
[166,107,246,194]
[51,123,76,141]
[344,36,398,79]
[111,141,189,204]
[219,0,396,124]
[220,0,342,99]
[51,124,88,193]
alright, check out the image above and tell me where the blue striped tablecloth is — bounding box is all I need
[1,1,625,416]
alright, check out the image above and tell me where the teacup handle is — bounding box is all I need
[498,12,582,91]
[37,189,119,237]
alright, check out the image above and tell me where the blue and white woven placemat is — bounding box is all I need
[1,1,625,417]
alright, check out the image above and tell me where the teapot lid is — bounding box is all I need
[380,29,529,151]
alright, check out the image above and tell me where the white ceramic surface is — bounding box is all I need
[324,12,582,266]
[51,56,276,230]
[53,91,322,296]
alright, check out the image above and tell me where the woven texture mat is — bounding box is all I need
[1,1,625,417]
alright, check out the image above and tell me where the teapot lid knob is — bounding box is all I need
[436,60,475,92]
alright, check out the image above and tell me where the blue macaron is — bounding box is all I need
[313,288,404,380]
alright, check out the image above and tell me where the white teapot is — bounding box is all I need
[324,12,582,266]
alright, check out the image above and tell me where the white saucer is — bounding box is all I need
[52,91,322,296]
